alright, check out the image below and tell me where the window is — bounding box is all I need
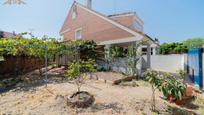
[75,28,82,40]
[142,48,147,55]
[72,11,77,19]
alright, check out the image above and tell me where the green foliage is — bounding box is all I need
[177,69,186,83]
[0,38,97,62]
[183,38,204,49]
[145,69,162,87]
[159,38,204,55]
[66,61,81,80]
[0,38,61,59]
[145,70,186,100]
[145,69,162,111]
[127,42,142,77]
[66,59,96,80]
[66,59,96,92]
[159,73,186,100]
[159,42,188,54]
[72,40,97,60]
[110,46,125,58]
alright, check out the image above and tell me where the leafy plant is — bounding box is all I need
[104,46,111,71]
[183,38,204,49]
[110,46,125,58]
[145,69,161,111]
[0,38,62,59]
[127,41,142,78]
[66,59,96,92]
[159,42,188,54]
[177,69,186,83]
[159,73,186,100]
[145,70,187,108]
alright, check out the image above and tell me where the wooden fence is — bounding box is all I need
[0,55,44,78]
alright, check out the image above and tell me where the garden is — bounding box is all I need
[0,38,204,115]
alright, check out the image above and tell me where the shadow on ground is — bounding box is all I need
[77,102,124,114]
[165,105,197,115]
[0,71,68,93]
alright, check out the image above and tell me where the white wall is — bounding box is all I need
[98,54,187,75]
[143,54,187,73]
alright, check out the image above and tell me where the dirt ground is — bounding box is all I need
[0,72,203,115]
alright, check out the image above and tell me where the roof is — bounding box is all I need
[0,31,21,38]
[61,2,158,45]
[108,12,136,17]
[108,12,144,25]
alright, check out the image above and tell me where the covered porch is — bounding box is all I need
[97,36,153,76]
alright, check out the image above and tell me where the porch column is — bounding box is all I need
[152,47,157,55]
[147,44,151,69]
[104,44,111,70]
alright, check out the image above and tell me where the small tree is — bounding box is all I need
[66,59,96,92]
[145,69,161,112]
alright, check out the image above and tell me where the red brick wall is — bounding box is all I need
[110,15,134,29]
[61,4,134,42]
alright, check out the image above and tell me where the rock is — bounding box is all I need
[113,77,135,85]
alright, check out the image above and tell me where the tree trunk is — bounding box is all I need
[151,84,156,111]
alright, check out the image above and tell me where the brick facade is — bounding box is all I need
[60,3,134,42]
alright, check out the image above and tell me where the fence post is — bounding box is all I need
[45,45,48,87]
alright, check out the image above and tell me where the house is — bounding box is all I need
[0,31,21,38]
[60,0,160,54]
[60,0,160,75]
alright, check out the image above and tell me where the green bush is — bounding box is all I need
[145,70,186,101]
[66,59,96,92]
[159,42,188,55]
[159,73,186,100]
[0,38,62,59]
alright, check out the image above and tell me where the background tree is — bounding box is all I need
[159,42,188,54]
[183,37,204,49]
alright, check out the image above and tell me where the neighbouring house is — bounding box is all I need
[59,0,160,75]
[0,31,21,38]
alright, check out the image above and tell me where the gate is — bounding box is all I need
[187,48,203,88]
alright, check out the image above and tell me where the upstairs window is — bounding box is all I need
[72,11,77,19]
[75,28,82,40]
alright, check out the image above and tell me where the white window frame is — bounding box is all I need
[75,28,82,40]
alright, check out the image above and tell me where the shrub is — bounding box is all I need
[145,69,162,111]
[66,59,96,92]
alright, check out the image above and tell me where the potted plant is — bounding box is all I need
[177,69,193,97]
[159,74,186,105]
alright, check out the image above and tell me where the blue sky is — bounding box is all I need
[0,0,204,43]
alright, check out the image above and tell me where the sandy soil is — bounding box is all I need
[1,71,202,115]
[0,76,166,115]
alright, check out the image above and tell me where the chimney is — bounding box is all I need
[86,0,92,9]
